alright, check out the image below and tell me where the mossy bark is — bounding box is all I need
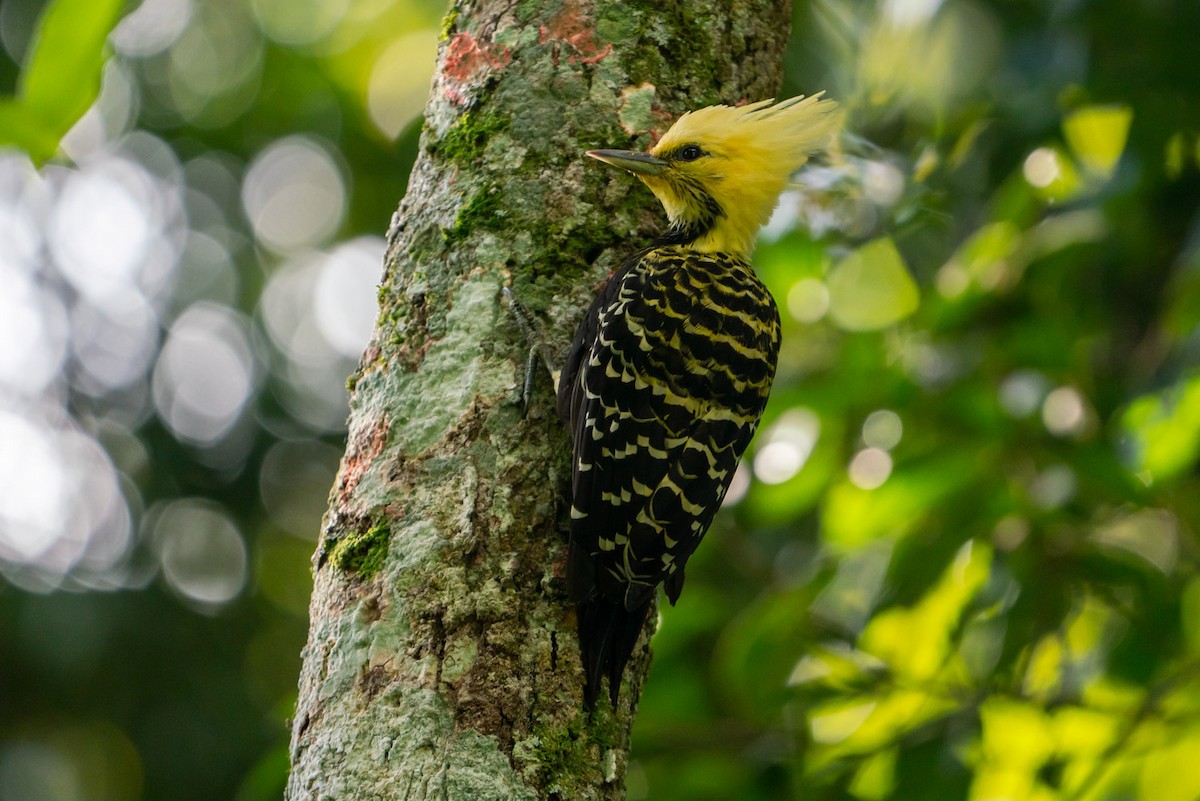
[285,0,792,799]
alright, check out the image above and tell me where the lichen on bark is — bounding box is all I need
[286,1,794,799]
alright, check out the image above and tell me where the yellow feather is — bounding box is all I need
[643,93,841,256]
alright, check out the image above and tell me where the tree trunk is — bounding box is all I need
[285,0,792,798]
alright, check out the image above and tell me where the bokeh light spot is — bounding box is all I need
[721,462,751,507]
[754,409,821,484]
[935,263,970,297]
[1042,386,1088,437]
[50,171,152,300]
[1023,148,1061,189]
[166,4,264,125]
[992,515,1030,551]
[0,412,132,587]
[755,442,805,485]
[313,237,384,358]
[862,160,905,205]
[1029,464,1076,510]
[111,0,194,57]
[154,499,247,607]
[999,370,1048,418]
[250,0,348,45]
[152,303,256,446]
[0,273,69,396]
[862,410,903,450]
[259,243,377,432]
[0,740,82,801]
[368,30,439,139]
[787,277,830,323]
[242,137,346,254]
[885,0,944,27]
[848,448,893,490]
[71,290,159,393]
[0,156,47,274]
[0,412,68,562]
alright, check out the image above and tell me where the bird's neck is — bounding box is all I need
[656,214,757,259]
[658,169,790,259]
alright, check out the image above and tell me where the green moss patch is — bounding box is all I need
[435,111,511,165]
[327,517,392,577]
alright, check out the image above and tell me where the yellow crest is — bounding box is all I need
[652,93,840,176]
[590,93,840,256]
[652,94,840,255]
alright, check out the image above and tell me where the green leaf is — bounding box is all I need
[0,99,57,161]
[0,0,128,161]
[1120,375,1200,484]
[1063,104,1133,178]
[827,237,920,332]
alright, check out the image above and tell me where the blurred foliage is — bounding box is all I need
[636,1,1200,800]
[2,0,1200,801]
[0,0,126,162]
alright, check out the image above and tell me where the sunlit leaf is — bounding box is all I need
[1091,508,1179,574]
[1051,706,1118,760]
[0,100,57,162]
[1023,635,1063,701]
[810,699,877,745]
[1063,596,1114,663]
[849,748,897,801]
[827,237,920,331]
[1119,376,1200,484]
[975,699,1055,784]
[809,687,959,768]
[1080,677,1143,716]
[0,0,127,162]
[1064,104,1133,178]
[788,642,886,689]
[1138,731,1200,801]
[860,541,992,681]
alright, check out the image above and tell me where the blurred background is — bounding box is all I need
[2,0,1199,799]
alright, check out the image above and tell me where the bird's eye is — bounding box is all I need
[677,145,704,162]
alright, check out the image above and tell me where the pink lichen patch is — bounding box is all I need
[538,0,612,65]
[337,414,389,507]
[441,32,511,103]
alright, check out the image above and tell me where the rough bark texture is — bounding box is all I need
[286,1,792,798]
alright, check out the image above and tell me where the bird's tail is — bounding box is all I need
[576,597,651,709]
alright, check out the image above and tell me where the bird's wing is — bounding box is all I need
[564,270,686,607]
[562,253,773,610]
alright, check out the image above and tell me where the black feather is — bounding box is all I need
[558,245,780,708]
[575,595,652,709]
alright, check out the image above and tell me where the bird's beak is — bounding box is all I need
[586,149,667,177]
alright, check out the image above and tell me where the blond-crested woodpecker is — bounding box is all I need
[559,94,840,708]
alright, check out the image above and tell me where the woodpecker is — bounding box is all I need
[559,94,840,707]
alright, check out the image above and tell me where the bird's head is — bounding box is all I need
[588,93,840,257]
